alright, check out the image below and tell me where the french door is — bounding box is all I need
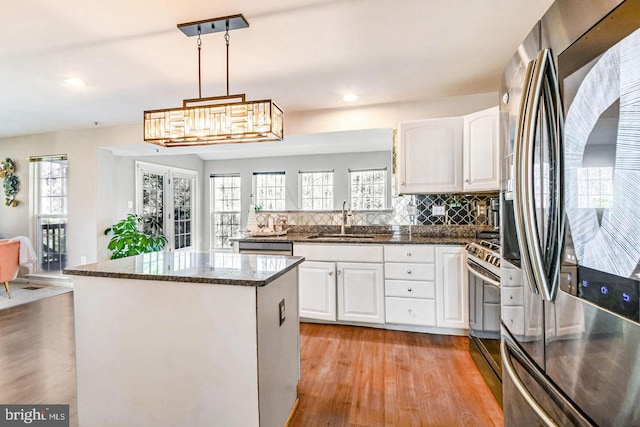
[135,162,197,252]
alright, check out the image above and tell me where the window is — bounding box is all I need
[577,167,613,208]
[349,168,386,210]
[300,171,333,210]
[136,162,197,251]
[211,174,241,249]
[30,155,68,272]
[254,172,285,210]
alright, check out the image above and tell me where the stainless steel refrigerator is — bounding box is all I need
[500,0,640,425]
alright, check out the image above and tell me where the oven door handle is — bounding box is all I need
[466,261,500,287]
[500,341,559,427]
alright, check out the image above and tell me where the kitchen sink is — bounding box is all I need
[306,233,375,239]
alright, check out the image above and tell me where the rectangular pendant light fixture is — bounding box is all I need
[143,15,284,147]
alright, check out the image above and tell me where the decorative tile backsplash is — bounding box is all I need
[255,191,499,229]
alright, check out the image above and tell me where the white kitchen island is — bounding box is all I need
[64,251,303,427]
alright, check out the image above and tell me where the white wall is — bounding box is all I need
[0,125,140,268]
[285,92,497,135]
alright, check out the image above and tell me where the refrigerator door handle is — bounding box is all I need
[546,50,565,301]
[513,59,542,295]
[519,49,563,302]
[500,341,559,427]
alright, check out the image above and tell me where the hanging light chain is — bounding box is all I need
[197,26,202,99]
[225,20,230,96]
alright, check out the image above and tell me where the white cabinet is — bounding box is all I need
[463,106,499,191]
[299,261,336,321]
[294,244,384,324]
[384,245,437,326]
[397,117,464,194]
[337,262,384,324]
[435,246,468,329]
[397,106,499,194]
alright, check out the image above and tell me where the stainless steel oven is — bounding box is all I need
[466,238,502,405]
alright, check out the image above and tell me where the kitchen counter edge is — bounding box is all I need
[63,252,305,287]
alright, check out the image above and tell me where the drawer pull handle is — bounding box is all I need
[408,309,414,315]
[407,269,412,274]
[407,252,412,257]
[407,287,413,292]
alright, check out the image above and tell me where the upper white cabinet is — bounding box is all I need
[398,117,464,194]
[463,106,499,192]
[397,107,499,194]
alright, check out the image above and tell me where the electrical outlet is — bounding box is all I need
[80,256,87,264]
[127,201,133,209]
[278,299,286,326]
[432,205,446,216]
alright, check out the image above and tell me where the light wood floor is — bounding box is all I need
[0,294,502,427]
[0,292,77,426]
[290,323,503,427]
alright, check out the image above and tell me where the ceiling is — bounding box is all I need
[0,0,554,140]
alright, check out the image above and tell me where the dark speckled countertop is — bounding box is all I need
[235,233,474,246]
[64,251,304,286]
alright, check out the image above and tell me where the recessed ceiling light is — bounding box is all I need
[64,78,86,87]
[343,93,358,102]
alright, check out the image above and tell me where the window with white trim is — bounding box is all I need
[300,170,334,210]
[30,155,68,272]
[349,168,387,210]
[254,172,285,210]
[211,174,241,249]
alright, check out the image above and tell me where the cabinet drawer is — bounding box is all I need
[385,263,434,281]
[384,245,434,263]
[502,287,524,306]
[386,297,437,326]
[385,280,435,299]
[501,266,523,287]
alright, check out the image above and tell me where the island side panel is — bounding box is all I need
[73,276,260,427]
[256,268,300,427]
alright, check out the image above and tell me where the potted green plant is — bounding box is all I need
[104,214,168,259]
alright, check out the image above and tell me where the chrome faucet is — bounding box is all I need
[341,200,351,235]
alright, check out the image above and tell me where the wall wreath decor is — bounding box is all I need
[0,158,20,207]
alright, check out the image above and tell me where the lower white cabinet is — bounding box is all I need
[294,244,384,323]
[294,243,468,333]
[337,262,385,324]
[299,261,336,321]
[435,246,468,329]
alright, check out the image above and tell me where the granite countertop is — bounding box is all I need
[63,251,305,287]
[235,233,474,246]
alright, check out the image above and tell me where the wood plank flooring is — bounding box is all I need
[0,293,77,426]
[0,294,502,427]
[290,323,503,427]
